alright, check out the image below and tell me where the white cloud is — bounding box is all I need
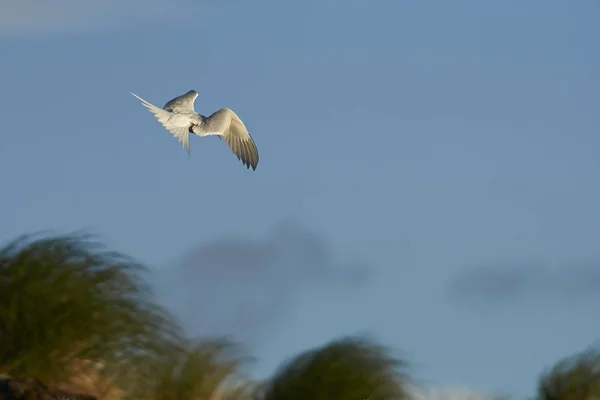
[0,0,204,36]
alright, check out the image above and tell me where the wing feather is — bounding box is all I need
[130,92,191,154]
[198,108,259,170]
[163,90,199,113]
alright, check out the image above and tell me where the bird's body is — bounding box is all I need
[130,90,259,170]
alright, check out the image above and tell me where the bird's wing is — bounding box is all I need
[163,90,198,113]
[197,108,259,170]
[130,92,191,155]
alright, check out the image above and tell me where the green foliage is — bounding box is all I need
[9,230,600,400]
[261,335,410,400]
[0,232,182,385]
[123,338,249,400]
[537,348,600,400]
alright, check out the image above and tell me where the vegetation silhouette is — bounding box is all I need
[261,336,409,400]
[537,348,600,400]
[0,232,598,400]
[0,232,181,386]
[122,338,250,400]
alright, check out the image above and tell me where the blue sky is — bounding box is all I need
[1,0,599,397]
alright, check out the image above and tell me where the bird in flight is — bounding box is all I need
[130,90,259,170]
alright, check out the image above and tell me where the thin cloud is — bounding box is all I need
[446,262,600,309]
[0,0,203,36]
[151,222,370,348]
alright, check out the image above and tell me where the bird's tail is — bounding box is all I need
[130,92,191,156]
[130,92,158,111]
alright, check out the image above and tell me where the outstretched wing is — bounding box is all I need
[195,108,259,170]
[130,92,191,154]
[163,90,198,114]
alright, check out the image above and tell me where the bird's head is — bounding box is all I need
[186,90,198,96]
